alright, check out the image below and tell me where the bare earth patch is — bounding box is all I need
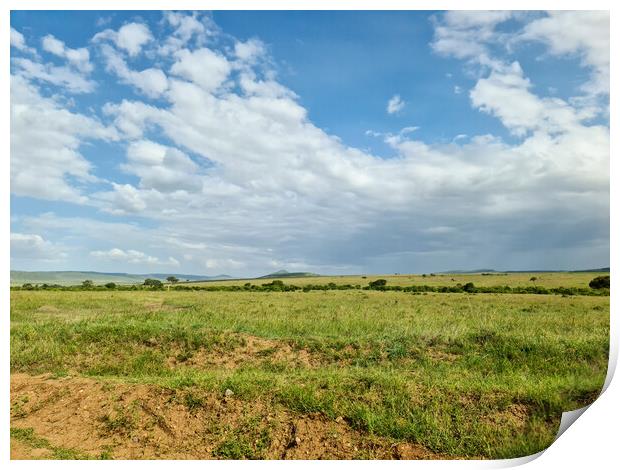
[170,335,318,370]
[10,373,444,460]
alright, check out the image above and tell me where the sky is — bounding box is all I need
[9,10,610,276]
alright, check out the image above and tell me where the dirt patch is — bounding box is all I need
[169,335,320,370]
[11,439,52,460]
[36,305,60,313]
[483,404,529,430]
[143,301,164,311]
[426,349,459,362]
[10,373,444,460]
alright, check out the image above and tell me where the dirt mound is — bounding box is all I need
[11,373,443,460]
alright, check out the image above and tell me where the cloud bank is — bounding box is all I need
[10,11,609,275]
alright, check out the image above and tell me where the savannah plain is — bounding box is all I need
[10,272,609,460]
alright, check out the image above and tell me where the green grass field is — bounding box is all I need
[10,273,610,460]
[188,271,603,289]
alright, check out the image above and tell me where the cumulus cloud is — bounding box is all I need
[519,11,609,95]
[386,94,405,114]
[42,34,93,72]
[11,57,96,93]
[234,38,266,64]
[11,11,609,274]
[170,48,231,92]
[158,11,214,55]
[431,10,513,63]
[90,248,179,266]
[11,233,66,260]
[10,75,116,202]
[93,22,153,56]
[99,44,168,97]
[11,27,35,54]
[469,61,593,137]
[121,140,203,193]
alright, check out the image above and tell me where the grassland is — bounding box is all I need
[10,273,610,460]
[188,271,603,289]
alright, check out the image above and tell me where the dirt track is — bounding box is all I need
[10,373,444,460]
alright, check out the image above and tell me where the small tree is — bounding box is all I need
[589,275,610,289]
[166,276,179,284]
[105,282,116,289]
[22,283,34,290]
[368,279,387,289]
[144,278,164,289]
[82,280,94,288]
[462,282,476,293]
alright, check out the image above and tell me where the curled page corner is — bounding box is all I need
[555,404,591,441]
[490,406,591,468]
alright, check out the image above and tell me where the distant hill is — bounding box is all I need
[10,271,231,286]
[438,269,497,274]
[258,269,318,279]
[439,268,609,274]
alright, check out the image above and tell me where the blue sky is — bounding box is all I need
[10,11,609,276]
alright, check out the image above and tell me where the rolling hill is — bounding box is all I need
[10,271,231,286]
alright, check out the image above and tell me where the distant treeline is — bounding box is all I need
[12,278,610,296]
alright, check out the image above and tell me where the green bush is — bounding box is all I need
[368,279,387,289]
[144,279,164,289]
[589,276,610,289]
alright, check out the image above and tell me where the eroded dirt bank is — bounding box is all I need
[10,373,444,460]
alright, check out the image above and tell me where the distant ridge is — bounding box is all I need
[258,269,318,279]
[10,270,231,286]
[439,267,609,274]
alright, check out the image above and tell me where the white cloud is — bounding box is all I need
[205,258,245,270]
[11,233,66,261]
[10,28,35,54]
[431,10,513,63]
[234,38,266,64]
[10,75,116,202]
[519,11,609,95]
[386,94,405,114]
[121,140,203,193]
[42,34,93,73]
[100,44,168,98]
[470,61,598,137]
[12,57,96,94]
[90,248,179,266]
[170,48,231,92]
[158,11,214,55]
[12,11,609,275]
[93,22,153,57]
[96,183,148,215]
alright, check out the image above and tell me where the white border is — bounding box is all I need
[3,1,616,468]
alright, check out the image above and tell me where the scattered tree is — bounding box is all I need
[105,282,117,289]
[589,275,610,290]
[463,282,476,293]
[144,278,164,288]
[368,279,387,289]
[82,280,94,288]
[166,276,179,284]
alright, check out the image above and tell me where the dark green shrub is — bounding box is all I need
[463,282,476,293]
[368,279,387,289]
[144,278,164,289]
[589,275,610,289]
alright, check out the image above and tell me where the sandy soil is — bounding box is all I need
[10,373,444,460]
